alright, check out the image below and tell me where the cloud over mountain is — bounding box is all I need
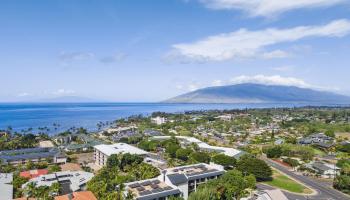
[169,19,350,62]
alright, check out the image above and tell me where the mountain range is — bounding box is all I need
[164,83,350,104]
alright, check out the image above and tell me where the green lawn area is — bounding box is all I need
[312,147,326,156]
[264,170,313,194]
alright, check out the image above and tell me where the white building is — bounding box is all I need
[216,114,233,121]
[22,171,94,195]
[124,163,225,200]
[151,116,167,125]
[151,136,244,158]
[0,173,13,200]
[94,143,148,167]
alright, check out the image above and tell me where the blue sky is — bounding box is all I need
[1,0,350,102]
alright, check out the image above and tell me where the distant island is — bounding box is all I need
[164,83,350,104]
[37,96,100,103]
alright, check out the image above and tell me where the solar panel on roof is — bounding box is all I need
[129,183,141,188]
[151,188,163,193]
[150,184,159,189]
[139,190,152,196]
[141,181,151,186]
[136,186,145,191]
[152,180,160,184]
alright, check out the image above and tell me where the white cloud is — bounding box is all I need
[271,65,295,72]
[173,75,340,93]
[188,84,200,91]
[17,92,31,97]
[170,19,350,62]
[52,89,76,96]
[59,52,95,62]
[199,0,347,17]
[100,53,128,64]
[262,50,290,59]
[212,80,223,86]
[229,75,328,91]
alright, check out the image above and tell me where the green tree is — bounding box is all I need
[48,164,61,173]
[166,143,181,158]
[237,155,272,181]
[120,153,143,170]
[107,154,120,169]
[266,146,282,158]
[49,182,60,196]
[334,175,350,194]
[190,152,210,163]
[176,148,192,161]
[211,154,236,169]
[325,129,335,138]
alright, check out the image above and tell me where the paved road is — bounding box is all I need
[263,158,350,200]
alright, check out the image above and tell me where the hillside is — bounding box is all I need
[164,84,350,104]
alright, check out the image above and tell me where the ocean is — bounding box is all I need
[0,102,317,134]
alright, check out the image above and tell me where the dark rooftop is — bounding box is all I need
[167,173,188,185]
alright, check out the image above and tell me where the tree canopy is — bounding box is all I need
[237,155,272,181]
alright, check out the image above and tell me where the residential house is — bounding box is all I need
[311,161,340,178]
[144,129,163,137]
[298,133,334,149]
[54,191,97,200]
[22,171,94,195]
[20,169,49,179]
[151,116,167,125]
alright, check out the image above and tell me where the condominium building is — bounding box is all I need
[0,147,66,165]
[151,136,245,158]
[93,143,148,167]
[124,163,225,200]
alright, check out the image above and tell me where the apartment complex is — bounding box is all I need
[124,163,225,200]
[93,143,148,167]
[0,147,66,165]
[152,136,245,158]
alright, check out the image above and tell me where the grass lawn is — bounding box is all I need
[264,170,313,194]
[312,148,326,156]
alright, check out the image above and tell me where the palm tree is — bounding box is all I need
[24,182,37,197]
[49,182,60,196]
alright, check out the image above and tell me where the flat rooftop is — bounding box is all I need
[125,178,181,200]
[166,163,224,181]
[94,143,148,156]
[23,171,94,194]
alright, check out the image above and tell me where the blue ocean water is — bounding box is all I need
[0,102,310,134]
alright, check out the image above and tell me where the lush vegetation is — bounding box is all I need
[264,144,315,161]
[22,182,60,200]
[188,170,256,200]
[87,153,160,199]
[236,155,272,181]
[334,159,350,194]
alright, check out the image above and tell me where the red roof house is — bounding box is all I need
[20,169,49,179]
